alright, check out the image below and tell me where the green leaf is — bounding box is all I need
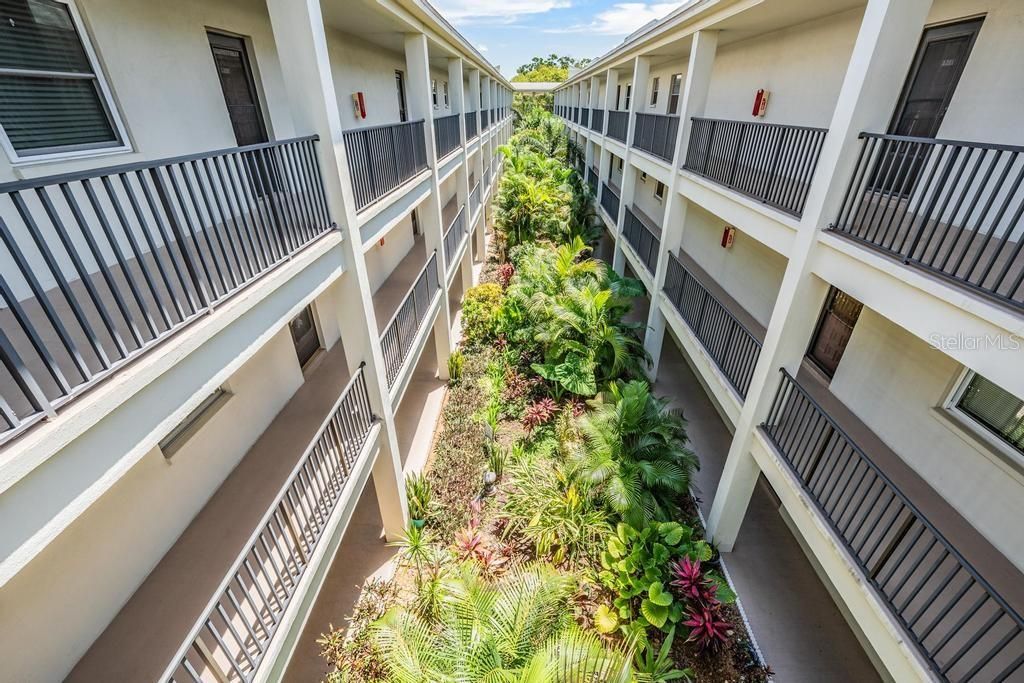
[648,582,673,607]
[692,541,713,562]
[594,604,619,634]
[660,523,684,546]
[640,598,669,629]
[607,537,626,559]
[709,573,737,604]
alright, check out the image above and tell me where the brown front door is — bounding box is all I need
[808,288,863,378]
[208,32,268,146]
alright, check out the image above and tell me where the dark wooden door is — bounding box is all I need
[395,70,408,123]
[289,306,321,368]
[208,32,268,146]
[808,289,863,378]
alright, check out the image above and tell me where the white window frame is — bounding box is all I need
[443,81,449,106]
[654,181,666,201]
[0,0,132,166]
[649,77,659,107]
[943,368,1024,469]
[431,79,438,108]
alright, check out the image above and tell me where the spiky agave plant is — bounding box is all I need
[371,562,633,682]
[571,380,698,527]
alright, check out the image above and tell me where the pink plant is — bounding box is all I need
[683,604,732,651]
[497,263,515,289]
[669,557,718,605]
[522,397,558,432]
[454,527,485,558]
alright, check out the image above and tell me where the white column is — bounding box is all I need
[404,33,453,381]
[613,56,650,275]
[706,0,935,550]
[265,0,409,539]
[643,31,718,379]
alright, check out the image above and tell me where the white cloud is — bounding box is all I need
[553,2,685,35]
[477,43,489,52]
[430,0,571,23]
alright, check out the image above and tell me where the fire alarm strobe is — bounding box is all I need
[721,226,736,249]
[752,89,769,118]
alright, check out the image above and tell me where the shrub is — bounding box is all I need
[405,472,432,522]
[447,349,464,382]
[522,397,558,432]
[461,283,503,346]
[497,262,515,289]
[318,578,398,682]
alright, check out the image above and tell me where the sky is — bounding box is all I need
[429,1,688,78]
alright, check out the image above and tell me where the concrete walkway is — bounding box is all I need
[653,331,881,683]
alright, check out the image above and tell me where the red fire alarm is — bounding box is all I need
[379,236,385,247]
[752,89,769,118]
[721,226,736,249]
[352,92,367,119]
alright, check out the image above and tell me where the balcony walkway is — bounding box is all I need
[69,341,353,682]
[372,236,428,331]
[653,337,880,682]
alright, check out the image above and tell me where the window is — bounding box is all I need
[0,0,129,162]
[654,181,665,200]
[289,305,322,369]
[625,84,632,110]
[650,77,659,106]
[431,79,438,107]
[954,373,1024,456]
[616,84,621,109]
[443,81,449,106]
[160,388,230,458]
[668,74,683,114]
[395,70,408,122]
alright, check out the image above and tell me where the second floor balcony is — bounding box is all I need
[607,111,629,143]
[343,120,428,212]
[622,205,661,275]
[590,108,605,133]
[0,136,333,447]
[831,133,1024,313]
[433,113,461,159]
[600,181,620,222]
[683,117,828,218]
[465,111,478,140]
[633,113,680,163]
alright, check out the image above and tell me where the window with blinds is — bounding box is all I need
[957,373,1024,455]
[0,0,124,158]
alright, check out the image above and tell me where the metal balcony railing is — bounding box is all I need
[683,117,827,217]
[470,181,481,215]
[481,109,490,131]
[607,111,629,143]
[433,114,461,159]
[831,133,1024,311]
[343,120,428,211]
[591,108,604,133]
[763,370,1024,682]
[633,113,680,163]
[663,254,762,398]
[160,364,376,682]
[443,205,466,274]
[465,111,478,140]
[580,108,590,128]
[380,252,440,387]
[586,166,598,195]
[0,136,332,445]
[622,206,660,275]
[600,182,620,221]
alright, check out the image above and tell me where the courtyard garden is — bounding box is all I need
[318,108,771,682]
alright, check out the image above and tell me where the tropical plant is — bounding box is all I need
[448,348,464,382]
[598,521,711,635]
[371,562,634,682]
[634,627,693,683]
[405,473,432,523]
[572,380,698,527]
[462,283,503,346]
[502,457,612,567]
[523,397,559,431]
[682,604,732,652]
[497,261,516,288]
[668,557,717,605]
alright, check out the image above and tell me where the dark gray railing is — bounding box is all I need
[831,133,1024,311]
[465,111,478,140]
[0,136,332,445]
[633,113,680,162]
[433,114,461,159]
[763,370,1024,682]
[684,117,827,217]
[622,206,660,275]
[607,111,629,143]
[663,253,762,398]
[586,167,598,195]
[343,120,427,211]
[160,364,376,682]
[470,181,481,215]
[484,164,492,192]
[481,109,490,131]
[600,182,620,221]
[580,108,590,128]
[443,205,466,274]
[380,252,440,387]
[591,108,605,133]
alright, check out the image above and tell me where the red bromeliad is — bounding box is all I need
[669,557,718,605]
[683,604,732,651]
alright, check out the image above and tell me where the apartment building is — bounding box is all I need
[0,0,512,680]
[556,0,1024,680]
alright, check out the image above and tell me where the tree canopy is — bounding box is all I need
[512,54,590,83]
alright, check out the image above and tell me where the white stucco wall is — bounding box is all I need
[831,309,1024,571]
[326,29,406,130]
[366,213,416,293]
[0,323,306,682]
[679,202,786,327]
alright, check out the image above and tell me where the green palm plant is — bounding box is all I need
[571,380,698,527]
[372,562,633,682]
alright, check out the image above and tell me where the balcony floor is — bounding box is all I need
[654,336,880,682]
[68,341,353,682]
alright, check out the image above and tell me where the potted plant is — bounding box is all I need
[405,473,432,528]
